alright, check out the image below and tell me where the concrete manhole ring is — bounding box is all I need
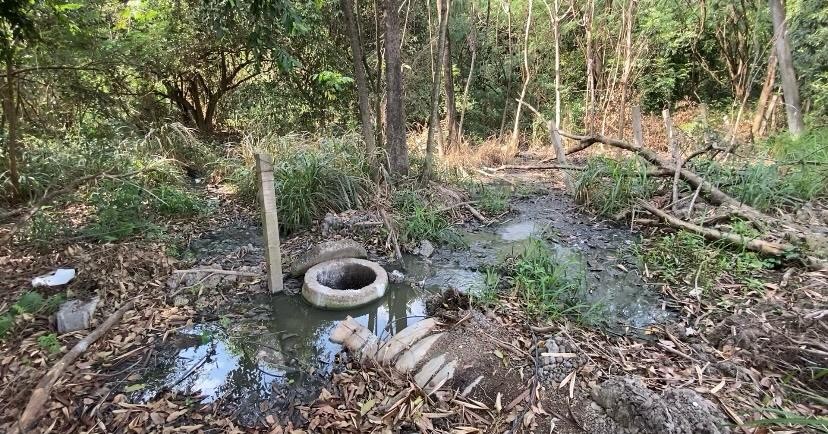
[302,258,388,309]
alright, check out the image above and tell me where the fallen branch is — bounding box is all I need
[434,184,488,223]
[559,131,768,222]
[437,201,479,213]
[171,268,261,277]
[12,301,135,434]
[486,163,584,172]
[638,201,789,255]
[379,208,403,262]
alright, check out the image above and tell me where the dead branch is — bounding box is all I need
[171,268,262,277]
[11,301,135,434]
[379,208,403,261]
[437,201,479,213]
[638,200,789,255]
[559,131,767,221]
[434,183,488,222]
[486,163,584,172]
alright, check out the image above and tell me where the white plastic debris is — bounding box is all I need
[32,268,76,287]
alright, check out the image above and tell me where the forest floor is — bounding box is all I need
[1,153,826,433]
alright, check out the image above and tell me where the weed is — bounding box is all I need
[13,291,45,315]
[473,266,501,306]
[152,185,205,217]
[45,293,66,314]
[472,184,510,215]
[506,239,598,324]
[24,209,68,247]
[37,333,61,354]
[638,230,774,294]
[199,330,214,344]
[83,181,150,241]
[393,190,461,245]
[0,314,12,338]
[574,157,656,216]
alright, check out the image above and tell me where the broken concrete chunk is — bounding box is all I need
[425,359,458,394]
[377,318,439,364]
[395,333,443,372]
[414,354,448,387]
[56,297,99,333]
[32,268,76,287]
[389,270,405,284]
[289,239,368,277]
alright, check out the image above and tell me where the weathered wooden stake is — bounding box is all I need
[548,120,573,192]
[631,105,644,148]
[255,153,284,293]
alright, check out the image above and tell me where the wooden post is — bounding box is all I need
[255,153,284,293]
[663,109,681,214]
[548,120,573,192]
[631,105,644,148]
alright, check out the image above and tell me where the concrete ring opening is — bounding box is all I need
[302,258,388,310]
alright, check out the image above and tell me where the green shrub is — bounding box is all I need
[472,184,510,215]
[13,291,45,315]
[0,314,13,338]
[152,185,204,216]
[24,209,68,247]
[83,181,152,241]
[574,157,656,216]
[507,239,597,324]
[45,293,66,314]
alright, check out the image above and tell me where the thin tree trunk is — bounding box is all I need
[374,0,385,148]
[752,50,777,138]
[2,43,20,199]
[342,0,377,167]
[617,0,636,140]
[508,0,532,154]
[553,0,561,129]
[443,30,458,149]
[769,0,805,136]
[584,0,595,134]
[422,0,450,183]
[384,0,409,176]
[499,1,513,137]
[458,25,478,141]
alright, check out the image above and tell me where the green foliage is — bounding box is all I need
[691,129,828,211]
[0,314,14,338]
[37,333,61,354]
[24,209,68,248]
[473,266,501,307]
[748,408,828,431]
[393,189,460,245]
[574,157,656,216]
[506,239,597,324]
[152,185,205,217]
[45,293,66,314]
[469,183,510,216]
[638,230,775,294]
[83,181,152,241]
[13,291,45,315]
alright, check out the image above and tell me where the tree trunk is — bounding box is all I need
[342,0,377,167]
[442,13,458,150]
[769,0,805,136]
[553,0,561,129]
[458,25,478,141]
[508,0,533,154]
[752,50,777,138]
[2,44,20,199]
[499,2,513,137]
[384,0,409,176]
[422,0,450,183]
[584,0,595,133]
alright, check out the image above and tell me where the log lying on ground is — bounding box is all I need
[11,301,135,434]
[485,163,585,172]
[638,201,827,270]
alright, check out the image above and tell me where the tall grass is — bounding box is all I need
[574,156,656,216]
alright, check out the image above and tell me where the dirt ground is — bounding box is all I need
[1,158,826,433]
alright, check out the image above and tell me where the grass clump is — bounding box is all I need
[506,239,598,324]
[638,229,775,293]
[393,190,461,245]
[469,183,510,215]
[153,185,206,217]
[0,314,13,338]
[574,156,656,216]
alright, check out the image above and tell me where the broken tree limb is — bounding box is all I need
[486,163,584,172]
[379,208,403,262]
[434,183,488,222]
[11,301,135,434]
[559,131,768,221]
[637,201,789,255]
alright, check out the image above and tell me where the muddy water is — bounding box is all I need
[137,192,669,422]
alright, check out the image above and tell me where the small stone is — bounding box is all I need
[56,297,99,333]
[417,240,435,258]
[390,270,406,284]
[172,295,189,307]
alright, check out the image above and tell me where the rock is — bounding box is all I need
[172,295,189,307]
[289,239,367,277]
[32,268,76,287]
[416,240,435,258]
[590,376,730,434]
[56,297,99,333]
[389,270,405,284]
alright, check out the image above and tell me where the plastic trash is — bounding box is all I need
[32,268,76,287]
